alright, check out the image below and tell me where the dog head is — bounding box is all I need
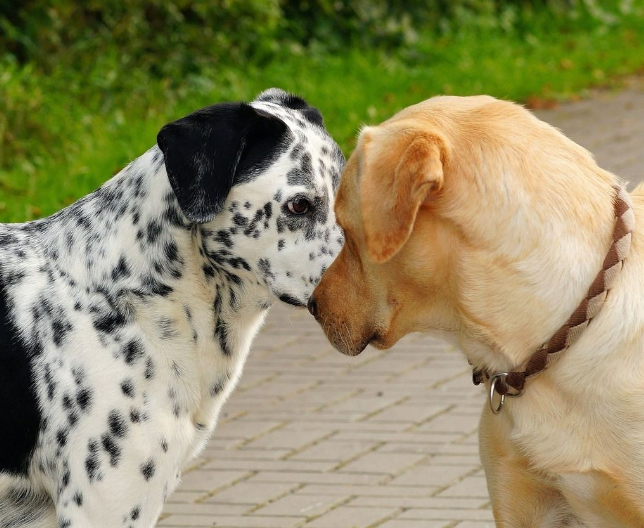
[310,95,617,368]
[158,88,345,307]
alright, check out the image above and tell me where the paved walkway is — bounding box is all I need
[159,79,644,528]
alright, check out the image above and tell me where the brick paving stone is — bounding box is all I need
[284,420,406,432]
[243,428,332,451]
[204,482,299,505]
[453,522,497,528]
[388,464,475,488]
[377,522,452,528]
[348,496,489,510]
[296,484,438,498]
[437,476,491,499]
[338,452,427,475]
[202,458,336,473]
[158,515,305,528]
[330,430,464,445]
[253,493,350,517]
[302,506,400,528]
[366,403,449,424]
[157,515,218,527]
[177,470,251,493]
[162,503,248,516]
[161,79,644,527]
[200,448,292,461]
[415,413,479,435]
[245,471,388,486]
[396,509,495,522]
[167,491,208,504]
[211,420,284,441]
[290,439,378,462]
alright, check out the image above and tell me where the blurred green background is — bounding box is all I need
[1,0,644,222]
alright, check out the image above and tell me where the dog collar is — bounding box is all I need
[473,184,635,414]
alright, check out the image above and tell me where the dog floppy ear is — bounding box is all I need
[360,132,445,263]
[157,103,287,224]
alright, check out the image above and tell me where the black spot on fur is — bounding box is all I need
[232,214,248,227]
[56,429,68,447]
[92,311,127,334]
[144,357,155,380]
[141,276,173,296]
[158,318,177,340]
[130,408,141,423]
[52,317,73,347]
[61,467,71,489]
[123,339,144,365]
[146,220,162,244]
[209,377,228,397]
[140,459,155,481]
[85,440,100,482]
[257,258,274,280]
[101,433,121,467]
[111,256,131,281]
[108,410,127,438]
[73,491,83,506]
[279,294,305,307]
[214,318,231,356]
[76,388,92,412]
[120,379,135,398]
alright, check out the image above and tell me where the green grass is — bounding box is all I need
[2,11,644,222]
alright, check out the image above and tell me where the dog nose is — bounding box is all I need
[307,296,318,317]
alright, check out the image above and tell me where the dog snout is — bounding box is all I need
[307,296,318,318]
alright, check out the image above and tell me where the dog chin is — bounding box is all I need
[277,293,307,308]
[332,331,380,357]
[334,343,365,357]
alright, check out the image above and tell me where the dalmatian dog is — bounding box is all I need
[0,88,344,527]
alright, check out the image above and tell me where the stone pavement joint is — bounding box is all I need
[159,78,644,527]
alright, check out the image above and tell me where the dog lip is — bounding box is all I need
[278,293,306,307]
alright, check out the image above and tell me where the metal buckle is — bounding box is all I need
[488,372,524,415]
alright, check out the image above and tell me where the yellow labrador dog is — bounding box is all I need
[309,95,644,527]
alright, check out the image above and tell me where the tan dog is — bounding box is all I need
[309,95,644,527]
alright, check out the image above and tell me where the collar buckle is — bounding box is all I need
[489,372,524,415]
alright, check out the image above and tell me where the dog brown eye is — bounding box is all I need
[287,198,310,215]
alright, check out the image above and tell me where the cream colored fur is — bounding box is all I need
[312,95,644,527]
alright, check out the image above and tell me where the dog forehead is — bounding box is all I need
[251,100,316,132]
[252,101,343,194]
[250,100,335,151]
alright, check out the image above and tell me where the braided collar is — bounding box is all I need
[473,185,635,414]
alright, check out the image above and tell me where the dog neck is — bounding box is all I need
[29,146,273,336]
[454,172,627,378]
[473,185,634,404]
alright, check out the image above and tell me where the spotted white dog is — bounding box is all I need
[0,88,344,527]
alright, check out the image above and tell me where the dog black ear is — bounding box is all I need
[157,102,288,224]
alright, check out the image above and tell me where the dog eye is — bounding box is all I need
[287,198,310,215]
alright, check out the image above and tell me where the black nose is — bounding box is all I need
[307,296,318,317]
